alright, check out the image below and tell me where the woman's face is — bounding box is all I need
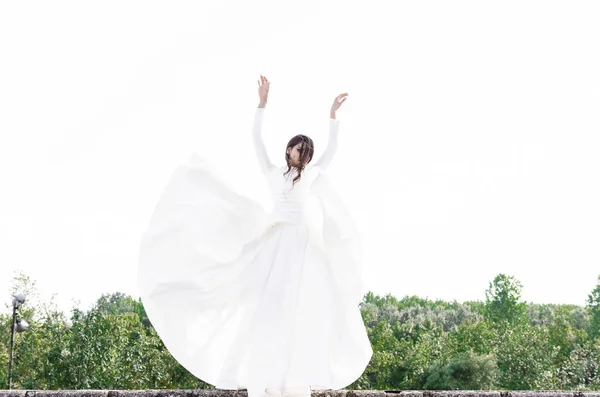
[287,142,308,167]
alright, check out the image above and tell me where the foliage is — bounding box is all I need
[423,350,499,390]
[2,271,600,390]
[484,273,528,327]
[586,275,600,340]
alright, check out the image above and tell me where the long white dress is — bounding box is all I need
[137,107,372,397]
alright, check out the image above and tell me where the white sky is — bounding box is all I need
[1,1,599,317]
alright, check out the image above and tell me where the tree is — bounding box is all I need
[555,339,600,390]
[423,350,499,390]
[93,292,151,327]
[586,275,600,340]
[446,319,495,357]
[547,305,585,366]
[484,274,528,327]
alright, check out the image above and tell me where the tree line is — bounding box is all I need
[1,272,599,391]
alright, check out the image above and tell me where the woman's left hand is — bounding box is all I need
[330,93,348,113]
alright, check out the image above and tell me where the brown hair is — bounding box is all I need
[284,134,314,187]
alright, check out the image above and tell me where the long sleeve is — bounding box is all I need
[253,107,276,174]
[311,117,340,172]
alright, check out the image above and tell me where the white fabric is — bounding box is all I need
[138,108,372,397]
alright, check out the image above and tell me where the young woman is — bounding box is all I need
[138,75,372,397]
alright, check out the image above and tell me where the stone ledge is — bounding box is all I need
[0,390,598,397]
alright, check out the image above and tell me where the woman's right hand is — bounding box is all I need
[257,75,270,105]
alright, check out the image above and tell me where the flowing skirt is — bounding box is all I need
[138,153,372,397]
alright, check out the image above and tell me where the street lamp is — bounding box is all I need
[8,293,29,390]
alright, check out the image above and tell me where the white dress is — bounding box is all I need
[137,107,372,397]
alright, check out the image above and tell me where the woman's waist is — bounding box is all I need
[267,204,309,223]
[270,199,307,212]
[265,218,324,249]
[267,211,305,222]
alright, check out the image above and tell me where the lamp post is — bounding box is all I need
[8,293,29,390]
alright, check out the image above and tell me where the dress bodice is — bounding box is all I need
[264,165,319,226]
[251,107,340,227]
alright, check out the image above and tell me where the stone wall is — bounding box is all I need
[0,390,599,397]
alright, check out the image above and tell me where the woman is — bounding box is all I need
[138,75,372,397]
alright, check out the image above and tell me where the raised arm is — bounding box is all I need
[312,93,348,171]
[254,75,276,174]
[253,106,276,174]
[311,115,340,171]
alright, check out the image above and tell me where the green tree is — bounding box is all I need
[396,319,449,390]
[423,350,499,390]
[555,339,600,390]
[5,274,600,391]
[484,274,528,327]
[351,319,402,390]
[586,275,600,340]
[547,305,586,366]
[446,319,495,356]
[1,271,205,390]
[492,322,558,390]
[93,292,150,327]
